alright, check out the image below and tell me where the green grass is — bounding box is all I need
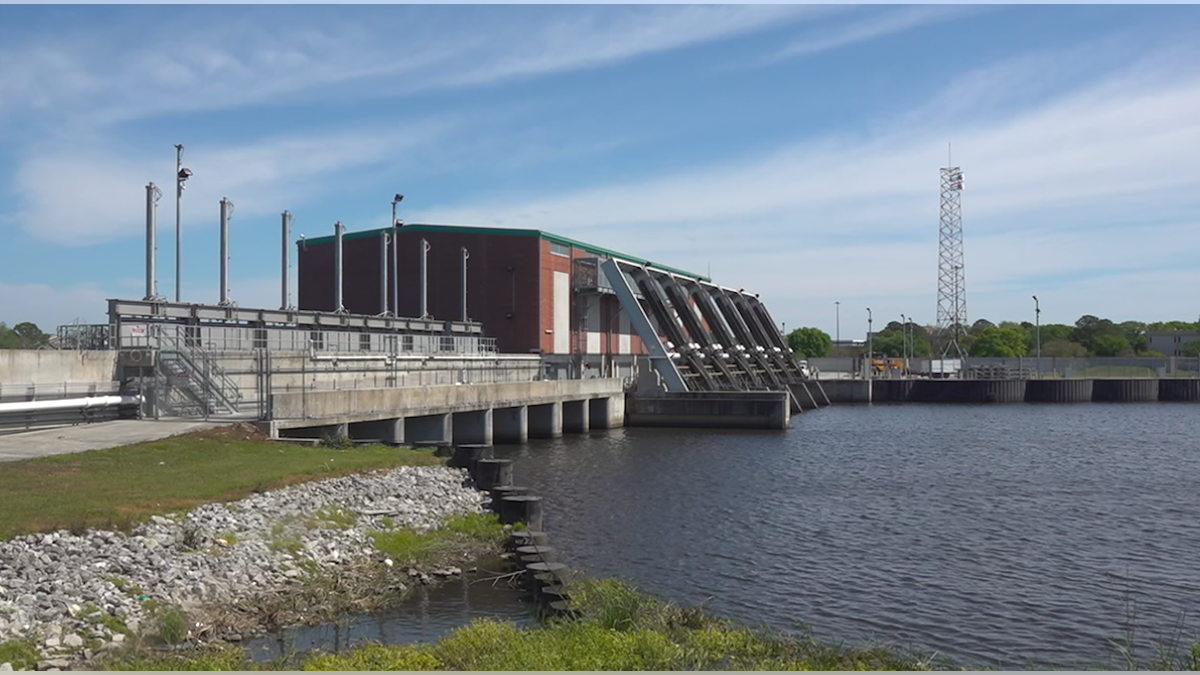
[367,513,506,566]
[293,578,938,671]
[0,425,446,540]
[0,638,40,671]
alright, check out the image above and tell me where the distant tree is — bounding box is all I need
[1040,324,1074,343]
[1091,334,1132,357]
[970,326,1028,357]
[1072,315,1119,352]
[970,318,995,335]
[11,322,49,349]
[1183,340,1200,358]
[1149,320,1199,332]
[0,322,19,350]
[786,327,832,358]
[870,331,906,357]
[1119,321,1148,353]
[1042,338,1088,357]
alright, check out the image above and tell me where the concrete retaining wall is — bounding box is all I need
[625,391,789,429]
[1092,378,1159,402]
[0,350,117,385]
[1025,379,1093,402]
[1159,379,1200,401]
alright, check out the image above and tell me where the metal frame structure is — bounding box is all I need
[936,160,968,358]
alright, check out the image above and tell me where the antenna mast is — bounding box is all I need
[936,146,967,358]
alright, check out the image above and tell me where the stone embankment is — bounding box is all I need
[0,465,486,670]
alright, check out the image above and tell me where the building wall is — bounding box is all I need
[299,226,646,358]
[1148,330,1200,357]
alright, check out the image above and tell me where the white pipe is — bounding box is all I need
[0,395,142,415]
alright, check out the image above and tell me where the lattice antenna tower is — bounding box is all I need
[936,145,967,358]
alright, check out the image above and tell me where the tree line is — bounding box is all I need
[0,322,53,349]
[786,316,1200,359]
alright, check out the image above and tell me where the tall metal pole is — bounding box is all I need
[334,221,345,313]
[379,231,390,315]
[1033,295,1041,376]
[461,246,470,322]
[866,307,873,379]
[391,194,403,316]
[218,197,232,306]
[419,238,430,319]
[174,144,184,302]
[901,313,908,363]
[280,211,292,310]
[144,182,161,301]
[835,301,840,349]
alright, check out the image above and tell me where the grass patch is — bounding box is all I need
[0,425,445,540]
[0,638,40,671]
[100,645,253,671]
[368,512,506,566]
[305,506,356,531]
[295,579,937,671]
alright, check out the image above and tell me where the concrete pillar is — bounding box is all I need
[349,417,404,445]
[452,409,493,445]
[528,402,562,438]
[587,395,624,429]
[494,405,528,444]
[405,413,451,445]
[562,399,589,434]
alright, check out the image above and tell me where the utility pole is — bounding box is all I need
[1033,295,1041,378]
[866,307,873,379]
[391,194,404,316]
[173,144,192,302]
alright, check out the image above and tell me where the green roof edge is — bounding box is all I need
[300,223,710,281]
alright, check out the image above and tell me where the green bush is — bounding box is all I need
[301,643,442,671]
[0,639,40,671]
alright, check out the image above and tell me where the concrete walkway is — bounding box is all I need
[0,420,225,462]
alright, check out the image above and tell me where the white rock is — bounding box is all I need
[63,633,84,648]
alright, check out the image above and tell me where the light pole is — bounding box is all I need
[866,307,873,379]
[835,301,840,351]
[1033,295,1041,376]
[901,313,909,365]
[173,144,192,302]
[391,194,404,316]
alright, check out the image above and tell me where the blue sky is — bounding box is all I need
[2,5,1200,340]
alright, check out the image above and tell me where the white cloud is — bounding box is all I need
[10,119,457,246]
[771,5,983,61]
[409,49,1200,332]
[0,6,817,131]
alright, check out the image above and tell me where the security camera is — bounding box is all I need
[178,167,193,180]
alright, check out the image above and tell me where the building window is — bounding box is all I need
[402,335,414,352]
[550,241,571,258]
[440,336,456,352]
[310,331,325,351]
[359,333,372,351]
[253,328,268,350]
[184,325,201,348]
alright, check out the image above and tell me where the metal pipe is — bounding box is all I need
[174,145,183,302]
[219,197,232,305]
[334,221,345,312]
[380,231,390,315]
[419,238,430,319]
[144,182,161,300]
[281,211,291,310]
[0,395,142,415]
[461,246,469,322]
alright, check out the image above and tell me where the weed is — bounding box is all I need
[0,638,39,671]
[269,532,304,556]
[379,516,395,529]
[99,645,250,671]
[306,506,356,530]
[301,643,443,671]
[153,604,190,645]
[318,435,354,450]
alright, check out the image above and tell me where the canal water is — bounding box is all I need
[494,402,1200,669]
[261,403,1200,669]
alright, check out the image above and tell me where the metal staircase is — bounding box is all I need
[153,331,244,417]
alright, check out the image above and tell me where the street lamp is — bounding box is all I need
[1033,295,1041,376]
[866,307,873,379]
[391,194,404,316]
[835,301,840,351]
[174,144,192,302]
[901,313,908,364]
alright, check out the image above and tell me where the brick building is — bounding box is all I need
[297,224,709,378]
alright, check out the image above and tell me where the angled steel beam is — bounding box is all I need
[629,267,715,391]
[599,259,689,392]
[686,281,764,388]
[660,277,741,390]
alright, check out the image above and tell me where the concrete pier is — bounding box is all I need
[528,402,562,438]
[452,409,493,445]
[348,417,404,444]
[493,405,528,443]
[562,400,589,434]
[405,413,451,444]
